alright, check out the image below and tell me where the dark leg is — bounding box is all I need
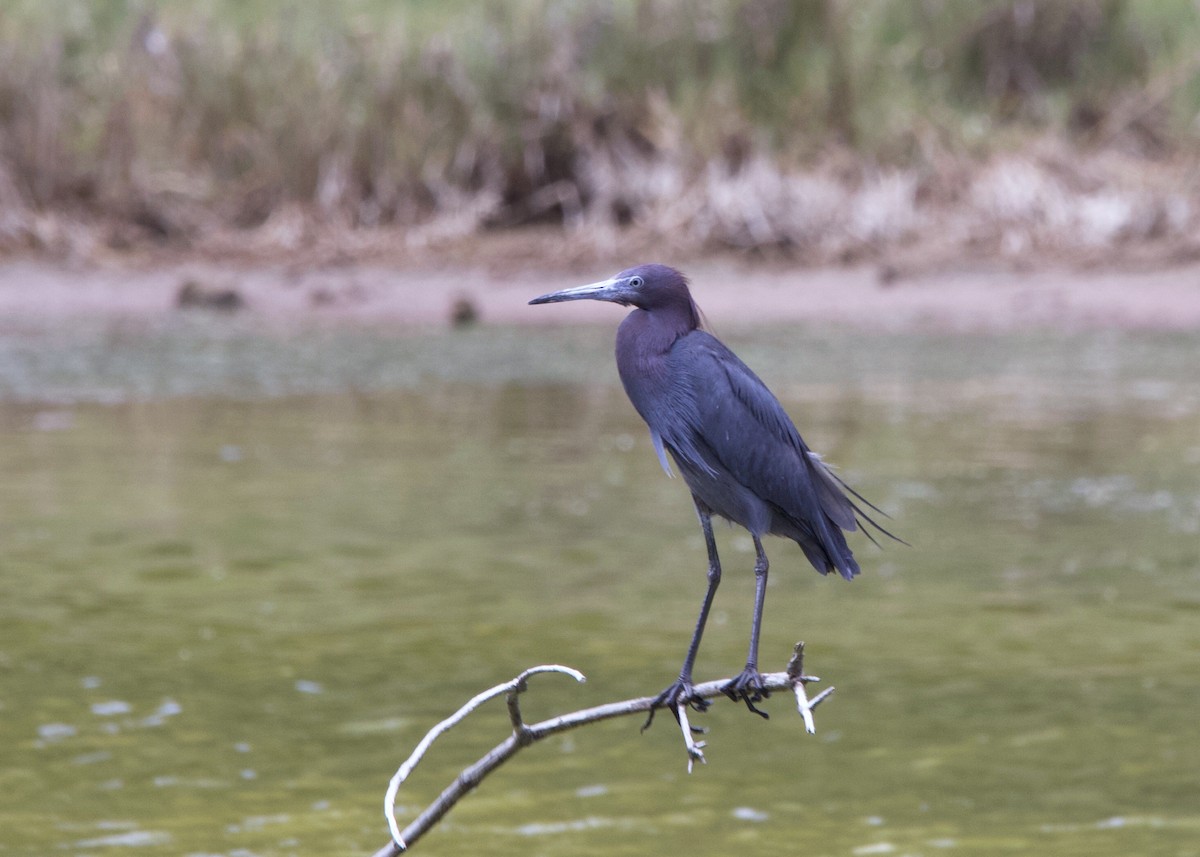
[746,535,769,671]
[723,535,771,718]
[643,499,721,730]
[677,504,722,685]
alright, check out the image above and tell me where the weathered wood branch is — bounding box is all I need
[373,643,832,856]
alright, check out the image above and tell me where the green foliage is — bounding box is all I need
[1,0,1198,234]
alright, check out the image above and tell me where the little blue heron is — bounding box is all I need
[530,264,896,720]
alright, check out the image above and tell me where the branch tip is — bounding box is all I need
[786,641,807,681]
[677,705,707,772]
[515,664,586,685]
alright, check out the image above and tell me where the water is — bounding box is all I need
[2,320,1199,856]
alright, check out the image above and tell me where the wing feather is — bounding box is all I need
[678,333,856,531]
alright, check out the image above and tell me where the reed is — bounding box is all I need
[1,0,1198,255]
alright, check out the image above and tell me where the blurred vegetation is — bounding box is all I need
[1,0,1199,252]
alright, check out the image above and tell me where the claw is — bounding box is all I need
[642,678,710,732]
[722,667,771,719]
[738,695,770,719]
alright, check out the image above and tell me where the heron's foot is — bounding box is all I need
[722,666,771,719]
[641,678,710,732]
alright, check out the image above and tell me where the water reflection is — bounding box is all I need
[1,327,1198,855]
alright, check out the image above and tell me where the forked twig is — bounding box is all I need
[383,665,585,848]
[375,643,831,856]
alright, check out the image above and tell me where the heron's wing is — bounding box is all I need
[669,332,861,533]
[650,428,674,477]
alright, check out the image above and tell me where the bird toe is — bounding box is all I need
[641,678,711,732]
[722,668,771,719]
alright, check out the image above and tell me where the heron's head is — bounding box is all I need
[529,264,696,314]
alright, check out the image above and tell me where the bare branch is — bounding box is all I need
[676,704,707,773]
[382,665,584,848]
[374,644,831,856]
[787,641,831,733]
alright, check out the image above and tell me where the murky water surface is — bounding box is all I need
[2,319,1199,856]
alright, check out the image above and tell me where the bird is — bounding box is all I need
[529,264,897,721]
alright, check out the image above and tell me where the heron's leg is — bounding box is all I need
[678,503,722,683]
[643,500,721,730]
[723,535,771,718]
[746,535,769,671]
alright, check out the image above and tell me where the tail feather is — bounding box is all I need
[787,452,906,579]
[797,533,859,581]
[808,452,909,547]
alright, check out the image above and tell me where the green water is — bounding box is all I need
[2,321,1198,856]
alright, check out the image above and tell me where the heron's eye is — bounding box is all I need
[629,276,644,288]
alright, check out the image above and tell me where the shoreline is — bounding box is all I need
[3,252,1200,334]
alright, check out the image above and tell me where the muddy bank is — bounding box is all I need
[2,252,1199,334]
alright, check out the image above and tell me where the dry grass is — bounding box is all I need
[2,0,1200,264]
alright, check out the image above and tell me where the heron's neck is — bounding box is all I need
[617,306,695,360]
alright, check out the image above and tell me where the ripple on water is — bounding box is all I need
[75,830,171,848]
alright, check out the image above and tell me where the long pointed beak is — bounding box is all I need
[529,277,633,306]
